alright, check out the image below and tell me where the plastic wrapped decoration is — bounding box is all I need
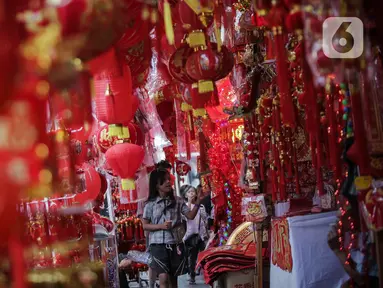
[145,29,173,97]
[135,168,150,203]
[135,88,163,131]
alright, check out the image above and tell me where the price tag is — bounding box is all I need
[355,176,372,190]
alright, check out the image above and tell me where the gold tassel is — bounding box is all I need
[187,30,206,48]
[163,0,174,45]
[181,102,193,111]
[184,0,201,14]
[198,80,214,93]
[193,108,206,117]
[121,126,130,139]
[214,19,221,52]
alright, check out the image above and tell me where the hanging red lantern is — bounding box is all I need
[96,123,144,153]
[185,47,223,112]
[168,44,195,83]
[154,81,183,104]
[105,143,145,190]
[94,61,135,138]
[74,163,102,205]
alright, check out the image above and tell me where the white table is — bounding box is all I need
[270,212,349,288]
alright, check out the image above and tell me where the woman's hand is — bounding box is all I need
[196,188,205,205]
[119,259,132,269]
[160,221,172,230]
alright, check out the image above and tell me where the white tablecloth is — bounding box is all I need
[270,212,349,288]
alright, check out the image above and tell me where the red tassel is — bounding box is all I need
[185,131,191,160]
[271,168,277,202]
[292,145,301,194]
[349,90,370,175]
[198,131,208,171]
[188,111,196,140]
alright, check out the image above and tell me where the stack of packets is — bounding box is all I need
[196,243,267,285]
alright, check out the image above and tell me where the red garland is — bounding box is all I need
[207,127,244,230]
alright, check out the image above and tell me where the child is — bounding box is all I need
[181,185,209,285]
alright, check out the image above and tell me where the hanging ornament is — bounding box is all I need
[94,54,136,138]
[105,143,145,190]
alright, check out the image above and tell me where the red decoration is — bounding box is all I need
[0,0,19,106]
[105,143,145,190]
[74,163,102,205]
[271,217,293,272]
[96,124,144,153]
[175,160,191,176]
[95,58,135,138]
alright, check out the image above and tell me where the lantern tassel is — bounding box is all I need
[163,0,174,45]
[214,19,222,52]
[121,178,135,190]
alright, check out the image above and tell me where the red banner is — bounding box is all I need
[271,218,293,272]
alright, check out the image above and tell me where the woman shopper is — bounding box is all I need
[181,185,209,285]
[142,169,203,288]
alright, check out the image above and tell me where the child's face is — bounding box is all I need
[186,188,196,200]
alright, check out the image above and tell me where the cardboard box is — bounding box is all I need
[215,269,255,288]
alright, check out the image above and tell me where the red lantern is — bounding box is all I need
[185,47,222,110]
[154,81,183,104]
[105,143,145,190]
[96,123,144,153]
[74,163,102,205]
[94,62,135,138]
[168,44,195,83]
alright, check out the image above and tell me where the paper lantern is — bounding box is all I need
[105,143,145,190]
[185,47,223,111]
[96,123,144,153]
[94,63,134,137]
[168,44,194,83]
